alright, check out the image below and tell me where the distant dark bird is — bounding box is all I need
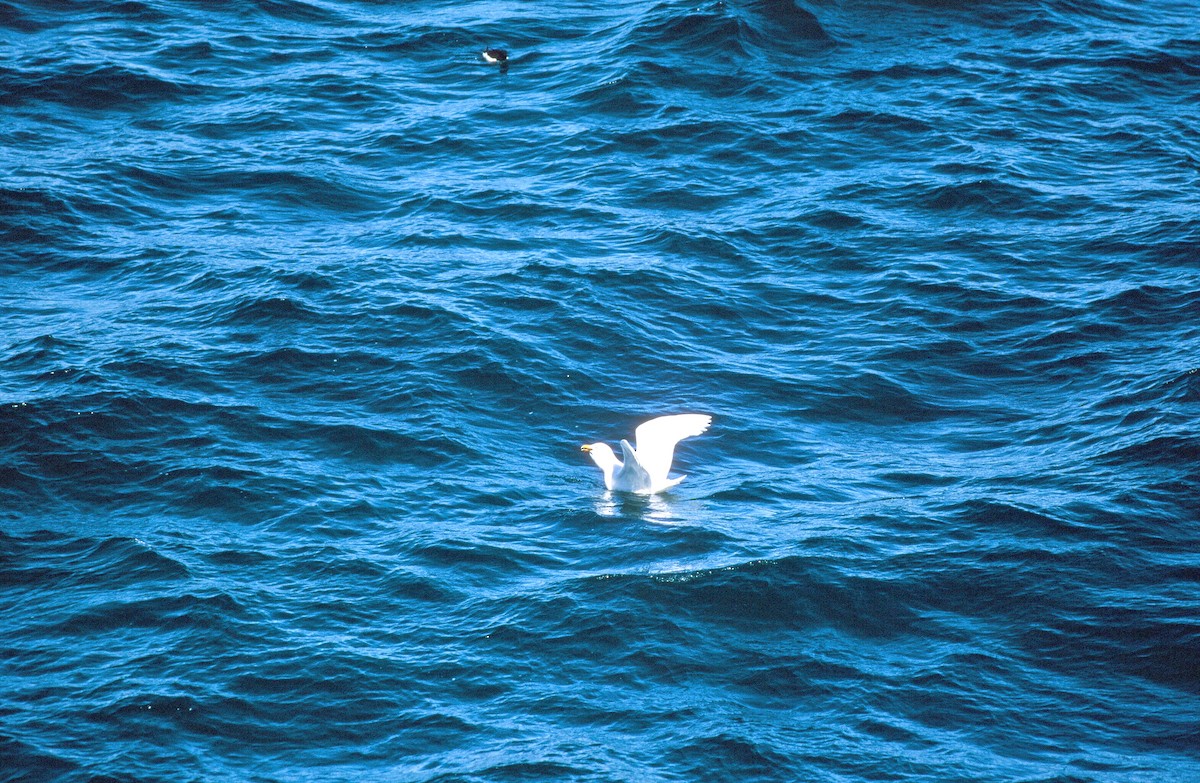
[481,48,508,64]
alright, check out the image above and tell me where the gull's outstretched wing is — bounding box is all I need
[633,414,712,486]
[617,439,653,493]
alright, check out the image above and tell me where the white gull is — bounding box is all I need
[581,414,712,494]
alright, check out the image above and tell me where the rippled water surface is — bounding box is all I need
[2,0,1199,780]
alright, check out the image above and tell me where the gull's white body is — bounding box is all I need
[582,414,712,494]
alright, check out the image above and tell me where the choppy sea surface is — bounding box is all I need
[3,0,1199,780]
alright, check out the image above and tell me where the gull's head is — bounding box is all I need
[581,442,618,468]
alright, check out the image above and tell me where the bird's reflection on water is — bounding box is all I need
[593,491,687,525]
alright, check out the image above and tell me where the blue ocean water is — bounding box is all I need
[2,0,1199,780]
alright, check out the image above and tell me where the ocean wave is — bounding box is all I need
[576,555,926,638]
[0,531,189,590]
[0,62,200,111]
[623,0,830,59]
